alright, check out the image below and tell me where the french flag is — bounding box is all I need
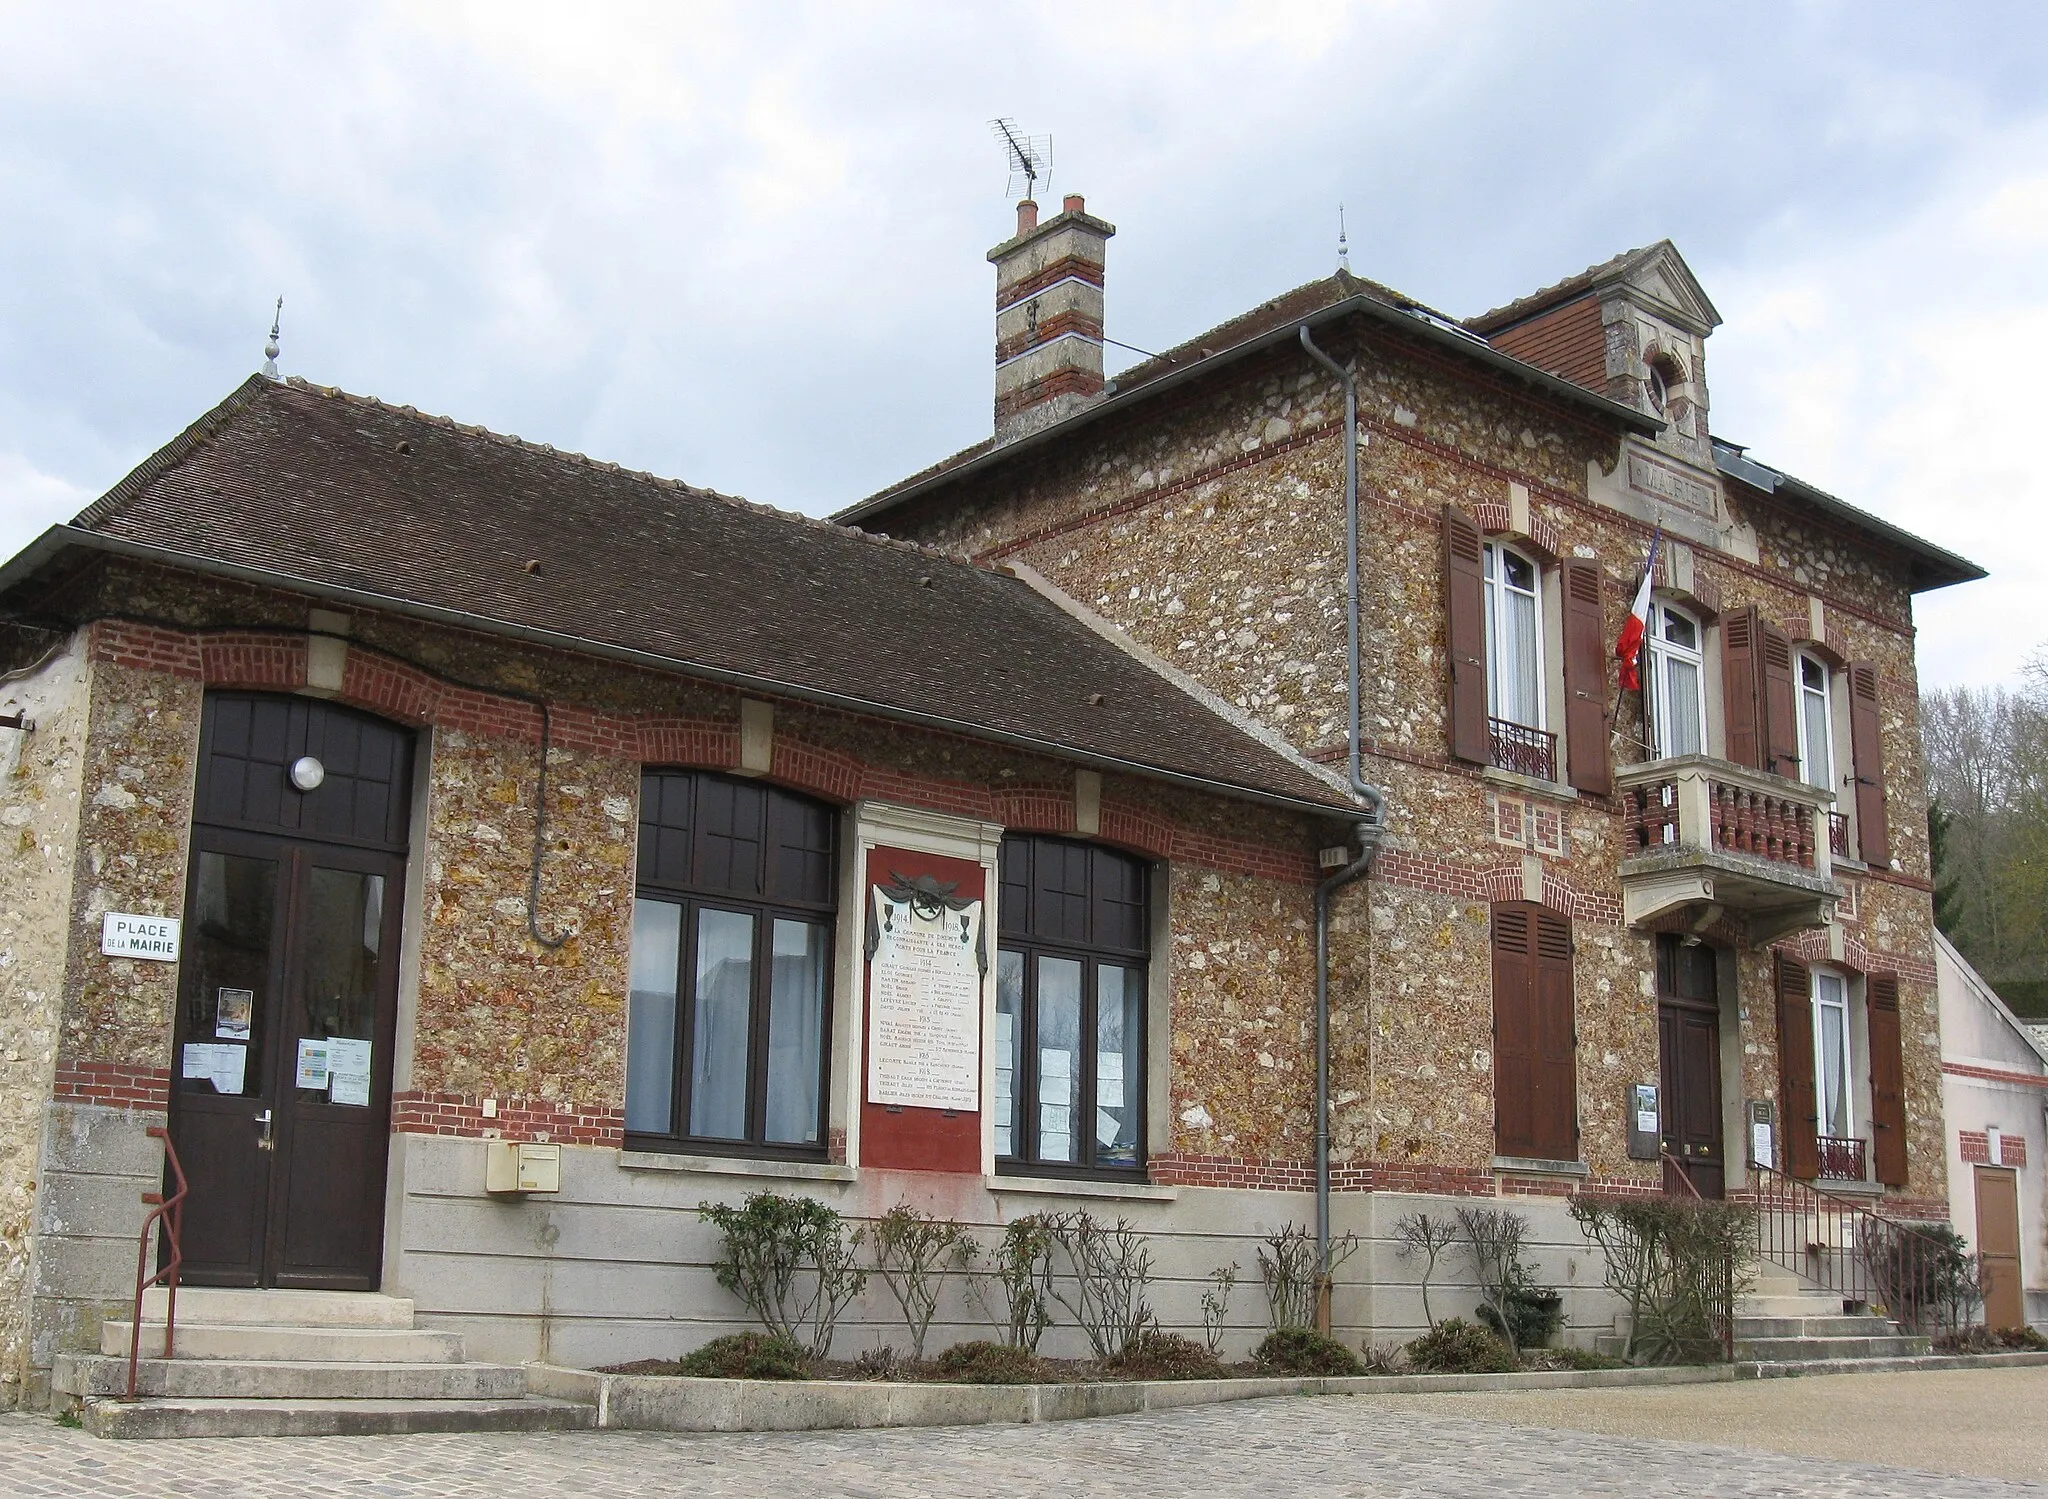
[1615,529,1662,693]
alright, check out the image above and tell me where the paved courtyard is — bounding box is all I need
[1,1368,2041,1497]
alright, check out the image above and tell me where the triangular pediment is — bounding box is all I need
[1604,241,1721,336]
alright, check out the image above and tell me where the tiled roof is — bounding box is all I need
[1464,246,1644,334]
[47,376,1357,813]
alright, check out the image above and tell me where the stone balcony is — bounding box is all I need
[1616,754,1840,945]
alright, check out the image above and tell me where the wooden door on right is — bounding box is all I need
[1976,1165,2024,1330]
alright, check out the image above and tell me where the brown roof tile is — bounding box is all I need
[53,376,1355,813]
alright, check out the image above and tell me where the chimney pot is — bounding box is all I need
[1016,199,1039,236]
[1063,194,1085,215]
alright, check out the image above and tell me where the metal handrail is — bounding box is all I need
[126,1125,187,1400]
[1659,1149,1704,1199]
[1748,1162,1959,1333]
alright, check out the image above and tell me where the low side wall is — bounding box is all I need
[384,1134,1626,1368]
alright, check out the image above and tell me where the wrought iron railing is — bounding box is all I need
[1828,811,1851,860]
[1489,717,1556,782]
[1815,1134,1867,1182]
[1661,1150,1735,1360]
[1748,1163,1961,1333]
[127,1125,187,1400]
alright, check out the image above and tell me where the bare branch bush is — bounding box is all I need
[1257,1223,1360,1332]
[1043,1211,1158,1360]
[967,1214,1056,1351]
[1199,1264,1240,1355]
[1453,1206,1531,1358]
[871,1202,979,1361]
[1392,1211,1460,1330]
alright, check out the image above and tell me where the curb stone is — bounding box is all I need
[525,1351,2048,1433]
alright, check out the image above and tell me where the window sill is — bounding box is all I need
[618,1149,855,1184]
[986,1173,1178,1203]
[1492,1155,1588,1178]
[1480,767,1578,804]
[1810,1175,1883,1198]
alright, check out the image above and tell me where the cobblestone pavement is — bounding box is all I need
[0,1387,2037,1498]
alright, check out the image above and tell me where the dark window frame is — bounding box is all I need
[625,769,838,1160]
[995,835,1151,1179]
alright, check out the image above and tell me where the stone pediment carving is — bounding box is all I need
[1606,241,1721,338]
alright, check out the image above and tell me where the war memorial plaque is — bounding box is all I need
[866,880,983,1112]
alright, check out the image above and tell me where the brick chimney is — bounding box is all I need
[988,193,1116,441]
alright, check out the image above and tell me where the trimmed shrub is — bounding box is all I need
[1251,1327,1365,1376]
[931,1339,1050,1385]
[1107,1330,1225,1380]
[1404,1317,1516,1374]
[677,1331,812,1380]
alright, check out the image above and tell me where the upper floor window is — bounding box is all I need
[1646,600,1706,759]
[995,835,1149,1175]
[625,770,838,1155]
[1796,653,1834,794]
[1483,541,1545,732]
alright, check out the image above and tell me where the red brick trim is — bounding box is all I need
[1469,502,1564,563]
[1943,1060,2048,1090]
[88,619,1319,885]
[392,1091,624,1146]
[996,311,1103,363]
[1771,931,1937,985]
[1150,1152,1660,1197]
[996,367,1106,423]
[52,1061,170,1110]
[996,254,1105,310]
[1370,849,1623,927]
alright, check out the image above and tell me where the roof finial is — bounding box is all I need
[262,296,283,381]
[1337,203,1350,274]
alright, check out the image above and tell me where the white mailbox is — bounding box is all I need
[485,1140,561,1196]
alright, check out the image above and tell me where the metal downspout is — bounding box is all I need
[1300,324,1390,1331]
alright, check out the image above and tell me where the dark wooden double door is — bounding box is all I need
[1657,936,1725,1199]
[169,694,413,1289]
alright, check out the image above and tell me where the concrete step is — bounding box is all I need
[103,1322,465,1363]
[79,1395,595,1440]
[54,1355,526,1402]
[1732,1333,1931,1361]
[1733,1314,1903,1339]
[141,1287,415,1329]
[1738,1294,1854,1318]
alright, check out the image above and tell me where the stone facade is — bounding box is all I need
[872,264,1955,1213]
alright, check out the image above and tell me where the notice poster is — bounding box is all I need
[866,885,983,1112]
[181,1042,246,1095]
[295,1038,331,1091]
[215,987,253,1040]
[327,1038,372,1107]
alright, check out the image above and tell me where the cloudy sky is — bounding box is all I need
[2,1,2043,688]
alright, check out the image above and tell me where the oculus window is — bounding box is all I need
[625,770,837,1155]
[995,835,1149,1175]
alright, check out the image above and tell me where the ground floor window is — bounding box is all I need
[624,770,837,1154]
[995,835,1149,1174]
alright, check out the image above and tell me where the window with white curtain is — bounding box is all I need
[1483,541,1545,730]
[1797,653,1835,794]
[1646,599,1706,759]
[1811,969,1853,1140]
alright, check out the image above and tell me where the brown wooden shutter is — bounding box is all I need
[1562,560,1611,795]
[1491,902,1577,1161]
[1444,504,1489,764]
[1722,606,1763,770]
[1760,621,1800,780]
[1774,953,1820,1179]
[1847,662,1890,865]
[1531,909,1579,1160]
[1492,904,1535,1156]
[1868,972,1908,1186]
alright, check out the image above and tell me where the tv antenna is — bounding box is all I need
[989,118,1051,201]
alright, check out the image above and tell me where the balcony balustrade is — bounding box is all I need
[1815,1134,1868,1182]
[1616,754,1840,943]
[1489,717,1556,782]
